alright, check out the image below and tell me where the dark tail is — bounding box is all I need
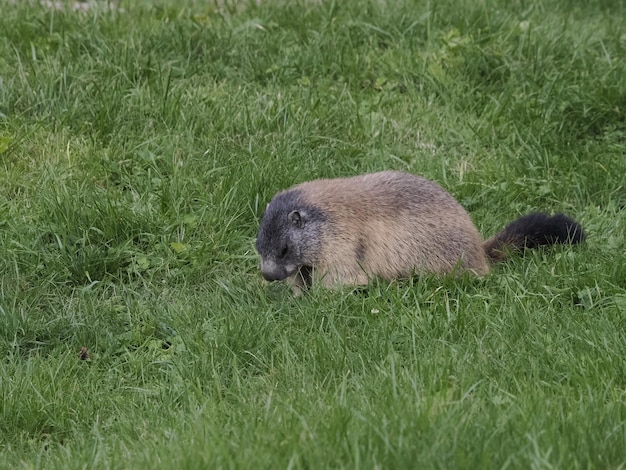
[484,212,585,263]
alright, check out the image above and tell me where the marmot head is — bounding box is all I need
[256,189,326,282]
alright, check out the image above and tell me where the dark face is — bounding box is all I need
[255,190,324,282]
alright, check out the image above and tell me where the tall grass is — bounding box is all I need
[0,0,625,468]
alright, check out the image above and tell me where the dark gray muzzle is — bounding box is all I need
[260,259,289,282]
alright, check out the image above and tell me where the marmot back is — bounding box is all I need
[255,171,584,292]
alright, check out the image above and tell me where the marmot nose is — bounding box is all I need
[260,259,284,282]
[261,270,282,282]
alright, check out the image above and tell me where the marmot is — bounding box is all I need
[255,171,584,292]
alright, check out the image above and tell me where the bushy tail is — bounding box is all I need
[483,212,585,263]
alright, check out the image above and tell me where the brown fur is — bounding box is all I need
[295,172,488,286]
[255,171,584,292]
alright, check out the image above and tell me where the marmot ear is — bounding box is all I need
[288,210,304,228]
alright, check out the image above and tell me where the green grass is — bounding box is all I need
[1,0,625,468]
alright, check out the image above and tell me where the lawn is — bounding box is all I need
[1,0,625,468]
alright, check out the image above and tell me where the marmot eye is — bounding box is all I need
[278,245,288,259]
